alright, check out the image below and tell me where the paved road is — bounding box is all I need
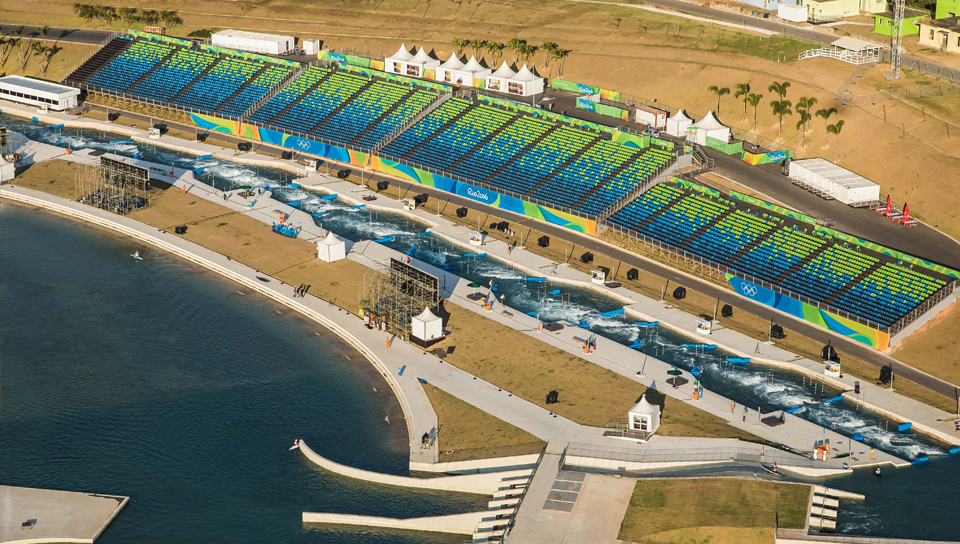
[0,25,110,45]
[76,104,960,401]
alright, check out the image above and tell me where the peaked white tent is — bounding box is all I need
[628,394,660,436]
[435,55,491,87]
[317,231,346,262]
[385,44,440,77]
[486,62,516,92]
[411,307,444,345]
[665,110,694,137]
[689,111,730,146]
[486,63,543,97]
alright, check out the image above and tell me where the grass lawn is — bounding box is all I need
[619,479,810,544]
[12,159,81,200]
[422,383,545,462]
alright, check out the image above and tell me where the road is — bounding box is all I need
[0,25,110,45]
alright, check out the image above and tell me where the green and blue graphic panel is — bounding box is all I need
[725,273,889,349]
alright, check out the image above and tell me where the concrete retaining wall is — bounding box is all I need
[409,453,541,474]
[301,511,487,534]
[298,441,531,494]
[563,454,734,472]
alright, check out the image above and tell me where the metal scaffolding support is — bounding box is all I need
[362,258,440,341]
[889,0,905,78]
[75,157,152,215]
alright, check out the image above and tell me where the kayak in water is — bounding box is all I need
[131,252,143,260]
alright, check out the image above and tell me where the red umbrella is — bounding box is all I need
[885,195,892,215]
[902,203,910,223]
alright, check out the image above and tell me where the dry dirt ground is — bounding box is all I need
[0,39,96,82]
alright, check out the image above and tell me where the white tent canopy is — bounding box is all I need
[486,63,543,96]
[317,231,346,262]
[689,111,730,146]
[411,307,444,344]
[628,394,661,436]
[665,110,694,137]
[385,44,439,78]
[435,55,491,86]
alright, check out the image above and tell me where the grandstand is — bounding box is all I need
[608,182,952,333]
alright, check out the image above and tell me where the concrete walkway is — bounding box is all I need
[0,486,128,544]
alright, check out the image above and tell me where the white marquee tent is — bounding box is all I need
[317,231,346,262]
[689,111,730,146]
[665,110,694,138]
[486,63,544,97]
[386,45,440,78]
[788,158,880,205]
[435,55,491,87]
[411,307,444,345]
[628,394,660,437]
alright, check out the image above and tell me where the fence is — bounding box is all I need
[845,83,960,106]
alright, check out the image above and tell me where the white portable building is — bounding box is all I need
[411,307,444,345]
[386,45,439,78]
[211,30,295,55]
[788,158,880,205]
[778,4,808,22]
[0,75,80,111]
[317,231,347,262]
[665,110,694,137]
[689,111,730,146]
[303,39,320,56]
[0,154,14,182]
[628,394,660,437]
[635,106,668,129]
[435,55,491,87]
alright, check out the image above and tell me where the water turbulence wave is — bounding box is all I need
[5,113,944,462]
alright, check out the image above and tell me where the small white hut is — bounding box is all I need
[435,53,465,84]
[411,307,444,346]
[689,111,730,146]
[665,110,694,138]
[628,394,660,436]
[0,154,14,182]
[509,64,544,96]
[317,231,346,262]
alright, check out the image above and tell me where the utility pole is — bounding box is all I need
[888,0,905,78]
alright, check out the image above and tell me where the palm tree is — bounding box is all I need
[74,3,95,22]
[551,48,570,77]
[795,110,812,149]
[815,107,837,147]
[470,38,486,59]
[707,85,730,117]
[734,83,750,121]
[120,7,139,24]
[160,10,181,27]
[540,41,556,70]
[746,93,763,130]
[37,25,50,40]
[827,120,844,161]
[507,38,525,63]
[0,37,8,65]
[10,26,27,71]
[521,44,537,65]
[99,6,118,24]
[768,80,790,100]
[141,10,161,26]
[485,42,505,65]
[451,38,466,56]
[770,99,792,139]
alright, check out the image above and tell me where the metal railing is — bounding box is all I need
[371,92,451,153]
[597,157,677,222]
[845,83,959,106]
[799,48,880,65]
[503,447,547,538]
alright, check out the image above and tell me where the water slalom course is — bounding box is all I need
[2,113,946,464]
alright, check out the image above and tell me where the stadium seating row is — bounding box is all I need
[88,39,172,93]
[220,64,291,117]
[128,48,218,103]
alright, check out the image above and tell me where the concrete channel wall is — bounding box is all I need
[410,453,542,474]
[301,511,488,535]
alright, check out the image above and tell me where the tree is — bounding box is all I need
[770,99,792,139]
[37,25,50,40]
[74,3,96,22]
[551,48,570,77]
[768,80,790,100]
[615,17,623,31]
[10,26,27,71]
[795,96,817,147]
[746,93,763,130]
[827,119,844,161]
[540,41,556,70]
[518,43,537,65]
[451,38,467,56]
[507,38,526,63]
[707,85,730,117]
[120,7,140,24]
[0,38,8,65]
[32,42,56,76]
[485,42,505,65]
[141,9,161,26]
[470,38,486,59]
[160,10,183,28]
[99,6,118,24]
[815,107,837,147]
[734,83,750,121]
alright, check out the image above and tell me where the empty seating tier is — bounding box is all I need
[780,245,877,302]
[833,263,947,327]
[578,147,674,216]
[729,227,827,284]
[219,64,291,117]
[462,116,553,190]
[314,81,418,146]
[248,67,329,124]
[533,139,637,210]
[87,39,172,93]
[498,126,596,196]
[411,105,516,172]
[270,71,369,134]
[381,98,472,158]
[355,89,436,149]
[608,184,684,230]
[129,48,218,103]
[635,193,731,248]
[173,56,262,111]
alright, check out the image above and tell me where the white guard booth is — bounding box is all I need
[411,307,444,346]
[778,4,808,22]
[665,110,694,138]
[317,231,347,262]
[635,106,668,129]
[0,75,80,111]
[689,111,730,146]
[435,55,491,87]
[211,30,295,55]
[788,158,880,205]
[628,394,660,437]
[386,45,439,78]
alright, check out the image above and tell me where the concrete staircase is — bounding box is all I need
[64,37,130,85]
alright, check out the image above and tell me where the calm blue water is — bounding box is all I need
[0,202,484,543]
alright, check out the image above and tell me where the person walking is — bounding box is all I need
[743,405,748,422]
[870,448,875,460]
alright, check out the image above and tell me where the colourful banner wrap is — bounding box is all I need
[674,177,721,197]
[611,131,649,149]
[575,98,629,120]
[705,136,744,156]
[742,149,791,165]
[128,30,192,47]
[729,191,817,224]
[598,88,621,102]
[199,44,300,67]
[478,95,615,134]
[551,79,596,95]
[190,113,367,165]
[369,157,597,235]
[725,274,889,349]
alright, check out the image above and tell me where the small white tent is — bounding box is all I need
[435,55,491,87]
[665,110,694,138]
[689,111,730,146]
[485,62,517,93]
[317,231,346,262]
[385,44,415,75]
[411,307,444,345]
[509,64,545,96]
[628,394,660,436]
[0,154,14,182]
[403,47,440,78]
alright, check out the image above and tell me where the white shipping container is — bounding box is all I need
[788,158,880,205]
[212,30,295,55]
[635,106,667,129]
[778,4,808,22]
